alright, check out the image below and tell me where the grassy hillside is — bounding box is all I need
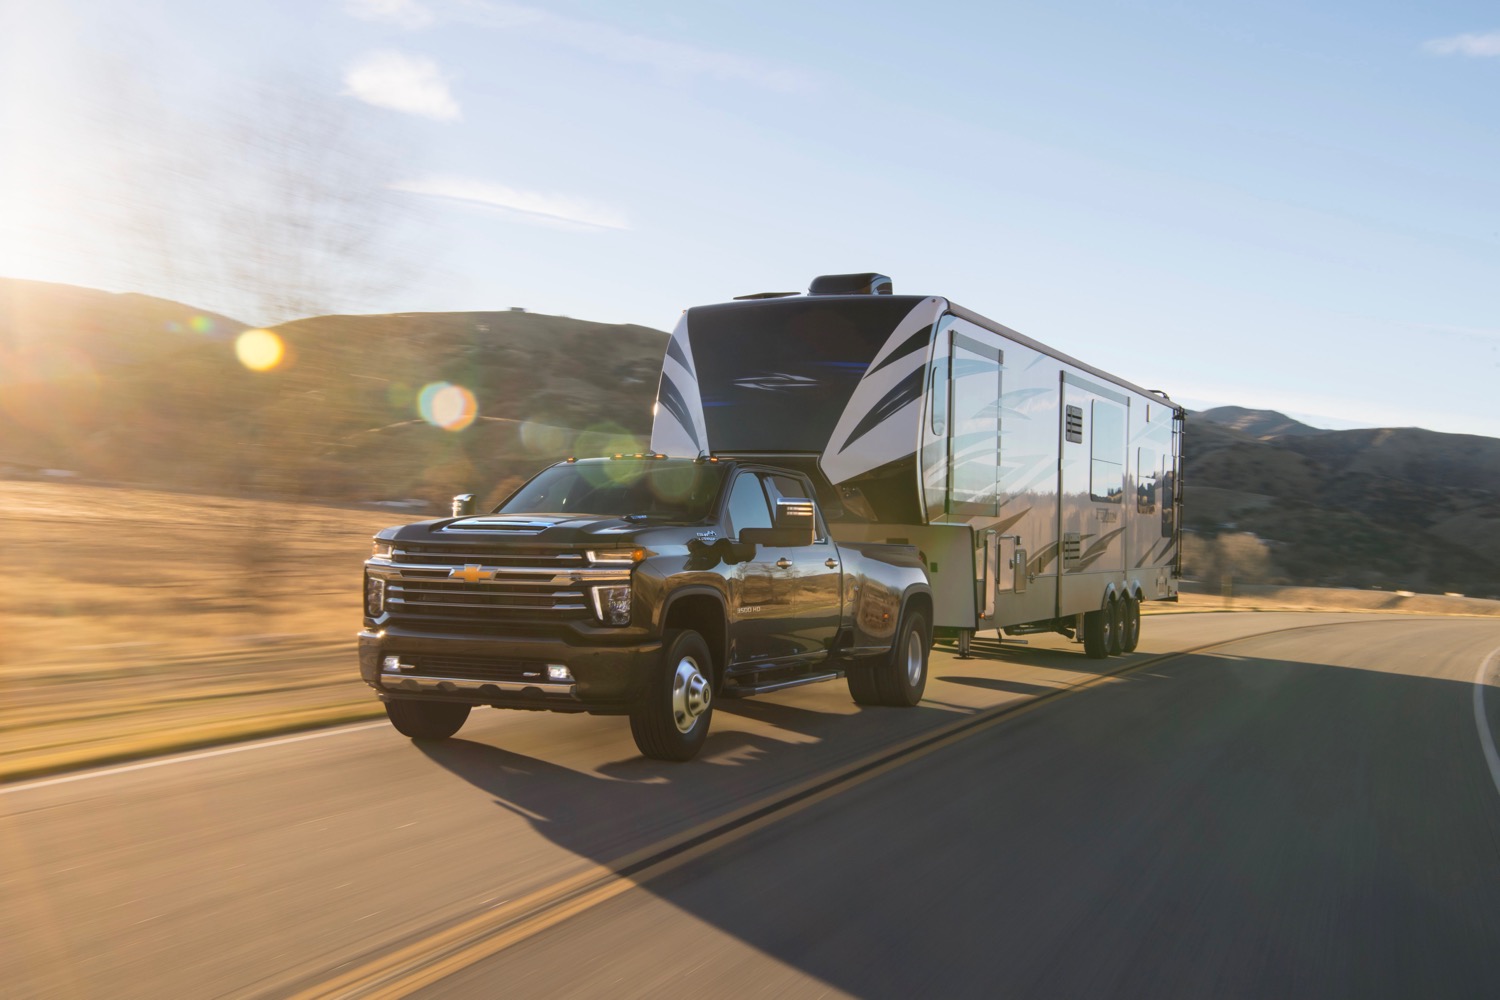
[3,279,1495,593]
[1183,409,1500,595]
[0,279,669,504]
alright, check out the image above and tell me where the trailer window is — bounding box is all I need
[1090,401,1124,503]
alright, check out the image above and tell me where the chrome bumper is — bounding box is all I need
[378,669,577,698]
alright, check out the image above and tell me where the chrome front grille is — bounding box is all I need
[373,545,624,630]
[393,544,586,569]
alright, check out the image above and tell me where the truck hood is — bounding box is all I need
[383,512,661,546]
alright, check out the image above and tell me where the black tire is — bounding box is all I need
[1106,596,1124,656]
[1121,595,1141,653]
[1082,602,1111,659]
[630,629,714,761]
[384,699,471,740]
[871,609,929,707]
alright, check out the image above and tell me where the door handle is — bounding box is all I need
[825,558,838,569]
[776,558,792,569]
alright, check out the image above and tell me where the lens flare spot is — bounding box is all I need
[519,419,569,454]
[235,329,285,372]
[417,381,478,431]
[574,423,645,479]
[189,315,215,335]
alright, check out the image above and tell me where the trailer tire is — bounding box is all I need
[1121,595,1141,653]
[1082,599,1113,659]
[630,629,714,761]
[871,609,930,707]
[1106,595,1124,656]
[384,699,471,740]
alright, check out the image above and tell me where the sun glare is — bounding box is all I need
[235,329,284,372]
[417,381,478,431]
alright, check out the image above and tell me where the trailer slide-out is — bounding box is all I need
[650,272,1184,658]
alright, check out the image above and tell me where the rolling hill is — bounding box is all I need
[2,279,1494,594]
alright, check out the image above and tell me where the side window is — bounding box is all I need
[767,474,827,542]
[724,473,772,539]
[1089,401,1125,504]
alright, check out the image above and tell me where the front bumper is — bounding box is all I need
[359,627,662,714]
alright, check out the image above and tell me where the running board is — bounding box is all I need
[724,671,843,697]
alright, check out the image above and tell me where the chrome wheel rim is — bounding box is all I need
[1103,600,1115,646]
[670,655,711,734]
[905,629,924,686]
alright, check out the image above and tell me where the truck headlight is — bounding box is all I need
[372,541,394,558]
[591,585,632,626]
[365,575,386,617]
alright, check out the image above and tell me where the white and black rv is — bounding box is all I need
[650,272,1184,658]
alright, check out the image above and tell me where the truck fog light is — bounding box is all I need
[365,575,386,617]
[547,664,574,682]
[592,585,632,626]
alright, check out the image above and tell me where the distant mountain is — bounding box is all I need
[4,278,1496,594]
[1192,406,1323,440]
[0,278,255,478]
[1184,423,1500,595]
[0,279,668,501]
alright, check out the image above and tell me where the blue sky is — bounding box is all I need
[3,0,1498,436]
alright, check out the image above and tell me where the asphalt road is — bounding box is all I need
[5,612,1500,998]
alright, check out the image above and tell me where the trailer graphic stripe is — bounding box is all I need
[665,336,695,378]
[836,366,926,454]
[656,374,700,451]
[864,324,934,379]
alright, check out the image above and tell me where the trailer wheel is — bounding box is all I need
[384,699,471,740]
[871,609,930,707]
[1121,595,1141,653]
[1106,595,1124,656]
[630,629,714,761]
[1082,597,1114,659]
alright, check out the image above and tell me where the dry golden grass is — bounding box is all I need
[0,481,405,781]
[4,481,1497,782]
[1161,582,1500,616]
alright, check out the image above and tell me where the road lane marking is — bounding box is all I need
[0,723,389,796]
[294,617,1432,999]
[1472,644,1500,803]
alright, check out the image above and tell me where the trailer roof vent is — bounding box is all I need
[808,272,893,296]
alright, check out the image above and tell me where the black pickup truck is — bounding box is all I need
[360,455,933,760]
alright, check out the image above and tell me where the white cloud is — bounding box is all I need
[392,175,629,230]
[1423,31,1500,57]
[344,0,435,30]
[454,1,808,92]
[342,50,459,121]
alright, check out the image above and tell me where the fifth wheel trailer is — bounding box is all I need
[650,272,1184,658]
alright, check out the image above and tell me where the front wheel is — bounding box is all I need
[384,699,471,740]
[630,629,715,761]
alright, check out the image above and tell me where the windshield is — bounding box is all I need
[497,461,727,521]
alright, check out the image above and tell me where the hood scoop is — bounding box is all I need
[446,516,559,534]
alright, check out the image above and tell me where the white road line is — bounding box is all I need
[1473,644,1500,803]
[0,722,389,796]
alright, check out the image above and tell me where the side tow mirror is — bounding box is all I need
[451,493,476,517]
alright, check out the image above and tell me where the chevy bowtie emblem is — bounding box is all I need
[450,564,497,583]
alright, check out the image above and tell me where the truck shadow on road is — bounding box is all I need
[409,629,1500,998]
